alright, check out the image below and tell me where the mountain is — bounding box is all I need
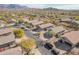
[43,7,60,10]
[0,4,28,9]
[42,7,65,12]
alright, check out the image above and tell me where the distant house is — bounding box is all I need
[25,19,39,25]
[0,20,5,27]
[28,20,39,24]
[31,21,44,29]
[8,19,15,23]
[51,26,67,36]
[25,19,44,29]
[60,18,75,23]
[73,21,79,27]
[74,21,79,24]
[24,18,39,24]
[0,28,15,50]
[38,23,55,30]
[23,17,29,22]
[31,21,44,26]
[6,19,16,26]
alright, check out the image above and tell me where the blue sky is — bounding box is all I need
[24,4,79,10]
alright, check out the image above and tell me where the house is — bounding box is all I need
[24,19,38,24]
[60,18,74,23]
[60,18,77,27]
[0,47,22,55]
[7,19,15,23]
[61,31,79,47]
[74,21,79,24]
[0,20,5,27]
[60,18,71,22]
[23,17,29,22]
[24,19,44,30]
[52,31,79,51]
[31,21,44,29]
[0,28,15,50]
[72,21,79,27]
[25,19,40,28]
[6,19,16,26]
[31,21,44,26]
[38,23,55,31]
[51,26,68,37]
[28,20,39,24]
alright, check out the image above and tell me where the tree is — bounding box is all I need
[20,39,36,54]
[44,30,54,39]
[14,28,24,38]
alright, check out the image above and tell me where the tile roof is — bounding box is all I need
[38,23,54,29]
[62,31,79,44]
[29,20,39,23]
[31,21,44,25]
[52,26,67,34]
[0,28,15,45]
[0,28,12,35]
[61,18,73,22]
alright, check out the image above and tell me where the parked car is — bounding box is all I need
[44,43,53,50]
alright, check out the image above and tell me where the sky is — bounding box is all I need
[24,4,79,10]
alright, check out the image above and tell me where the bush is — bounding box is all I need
[21,39,36,50]
[14,28,24,38]
[44,30,53,39]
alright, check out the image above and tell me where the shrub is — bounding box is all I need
[44,30,53,39]
[21,39,36,49]
[14,28,24,38]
